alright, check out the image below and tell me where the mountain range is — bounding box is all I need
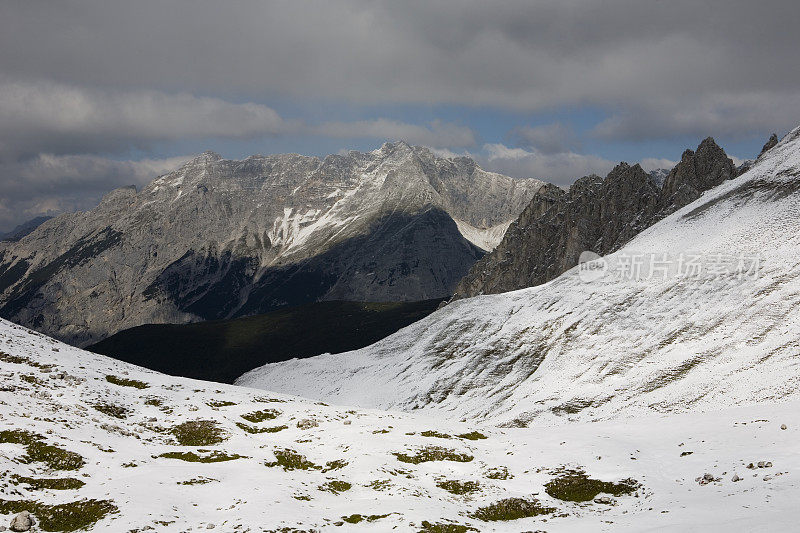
[1,124,798,532]
[0,142,540,347]
[238,127,800,425]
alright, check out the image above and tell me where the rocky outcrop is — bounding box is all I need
[658,137,737,215]
[0,142,541,346]
[9,511,35,532]
[758,133,780,160]
[451,138,736,300]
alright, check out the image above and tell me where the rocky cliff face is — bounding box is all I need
[451,137,737,300]
[0,142,541,346]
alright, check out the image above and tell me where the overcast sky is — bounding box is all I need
[1,0,798,231]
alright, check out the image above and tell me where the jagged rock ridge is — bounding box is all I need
[451,137,738,300]
[0,142,542,346]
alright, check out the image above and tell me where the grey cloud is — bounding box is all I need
[511,123,581,154]
[0,80,476,160]
[311,119,476,148]
[478,143,616,185]
[592,93,800,142]
[0,153,189,231]
[1,1,798,140]
[639,158,678,173]
[0,80,295,160]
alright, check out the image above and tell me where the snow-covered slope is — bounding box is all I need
[2,319,799,532]
[238,127,800,426]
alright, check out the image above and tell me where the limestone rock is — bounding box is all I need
[9,511,35,532]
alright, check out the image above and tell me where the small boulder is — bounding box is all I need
[297,418,319,430]
[9,511,35,532]
[732,474,741,482]
[697,473,718,485]
[594,495,616,505]
[781,424,787,430]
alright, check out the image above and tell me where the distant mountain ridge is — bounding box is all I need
[0,216,53,242]
[0,142,541,346]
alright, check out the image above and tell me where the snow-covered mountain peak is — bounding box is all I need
[0,142,540,346]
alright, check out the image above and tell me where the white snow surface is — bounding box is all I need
[453,219,513,252]
[1,319,799,531]
[238,127,800,426]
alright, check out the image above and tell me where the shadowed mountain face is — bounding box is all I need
[451,137,738,300]
[0,142,540,346]
[88,299,443,383]
[143,207,484,321]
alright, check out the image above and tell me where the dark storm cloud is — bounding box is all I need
[2,0,798,138]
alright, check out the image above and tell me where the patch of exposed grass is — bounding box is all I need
[1,430,85,471]
[171,420,226,446]
[471,497,556,521]
[11,475,85,491]
[367,479,391,491]
[206,400,237,408]
[323,459,348,472]
[240,409,281,423]
[0,498,117,532]
[393,446,474,465]
[420,430,451,439]
[544,469,639,502]
[92,402,129,419]
[0,352,47,368]
[485,467,512,480]
[157,450,244,463]
[27,444,84,472]
[436,479,481,495]
[105,375,148,389]
[342,513,389,524]
[236,422,287,434]
[21,374,45,386]
[418,521,478,532]
[456,431,487,441]
[0,429,38,446]
[254,396,286,403]
[265,449,321,471]
[143,396,163,406]
[318,480,352,494]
